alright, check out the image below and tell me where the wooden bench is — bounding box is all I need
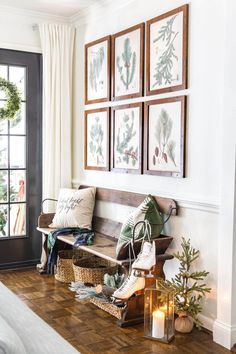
[36,185,177,326]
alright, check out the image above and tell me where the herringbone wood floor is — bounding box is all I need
[0,268,232,354]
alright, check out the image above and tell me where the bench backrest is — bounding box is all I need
[79,185,178,239]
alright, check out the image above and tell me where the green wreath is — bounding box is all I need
[0,77,21,120]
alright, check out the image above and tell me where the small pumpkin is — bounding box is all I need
[175,313,194,333]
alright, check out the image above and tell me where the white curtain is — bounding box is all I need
[39,24,75,207]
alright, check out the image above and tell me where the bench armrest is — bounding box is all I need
[38,213,55,228]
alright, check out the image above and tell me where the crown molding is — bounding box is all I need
[0,0,136,26]
[0,5,69,23]
[70,0,136,26]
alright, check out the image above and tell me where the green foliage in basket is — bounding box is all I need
[104,273,125,289]
[69,282,105,301]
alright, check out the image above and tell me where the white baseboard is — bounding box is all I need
[198,314,214,332]
[213,319,236,350]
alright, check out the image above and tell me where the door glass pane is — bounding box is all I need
[0,102,8,133]
[10,203,26,236]
[0,171,8,202]
[0,205,8,237]
[0,65,7,99]
[10,102,26,135]
[0,136,8,168]
[10,170,26,202]
[0,120,7,134]
[9,66,26,101]
[10,136,25,168]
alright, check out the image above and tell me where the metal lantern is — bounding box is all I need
[144,286,175,343]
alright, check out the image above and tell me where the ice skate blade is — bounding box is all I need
[133,267,155,277]
[111,293,136,303]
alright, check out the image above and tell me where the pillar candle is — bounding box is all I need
[152,309,165,338]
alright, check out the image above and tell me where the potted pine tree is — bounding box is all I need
[159,238,211,333]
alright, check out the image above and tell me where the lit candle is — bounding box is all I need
[159,303,173,316]
[152,309,165,338]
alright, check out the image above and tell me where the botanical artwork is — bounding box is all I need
[114,28,141,98]
[117,37,136,91]
[114,106,140,170]
[148,6,187,93]
[89,46,105,93]
[86,38,109,103]
[147,99,183,175]
[86,110,108,170]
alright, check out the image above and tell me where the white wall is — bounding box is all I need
[0,6,67,53]
[72,0,226,331]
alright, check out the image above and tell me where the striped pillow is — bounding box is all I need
[116,195,163,260]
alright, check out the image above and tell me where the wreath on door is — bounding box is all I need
[0,77,21,120]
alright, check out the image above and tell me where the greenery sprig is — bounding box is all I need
[152,14,179,87]
[117,37,136,90]
[158,237,211,329]
[0,77,21,120]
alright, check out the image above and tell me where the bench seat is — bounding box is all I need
[37,227,173,266]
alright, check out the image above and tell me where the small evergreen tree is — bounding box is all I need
[159,237,211,328]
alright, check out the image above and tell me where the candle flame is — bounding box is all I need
[153,309,165,319]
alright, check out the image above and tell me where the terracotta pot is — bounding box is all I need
[175,314,194,333]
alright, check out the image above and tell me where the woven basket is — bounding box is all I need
[90,297,126,320]
[73,256,118,285]
[55,249,89,283]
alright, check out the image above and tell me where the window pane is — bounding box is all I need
[0,205,8,237]
[10,102,26,135]
[10,170,26,202]
[10,203,26,236]
[0,136,8,168]
[0,65,7,99]
[9,66,26,101]
[0,171,8,202]
[0,102,8,133]
[10,136,25,168]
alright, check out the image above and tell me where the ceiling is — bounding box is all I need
[0,0,103,17]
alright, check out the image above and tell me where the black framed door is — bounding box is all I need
[0,49,42,268]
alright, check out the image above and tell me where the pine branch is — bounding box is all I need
[157,237,211,329]
[154,14,178,45]
[117,37,136,90]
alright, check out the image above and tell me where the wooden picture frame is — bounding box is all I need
[111,102,143,174]
[144,96,186,177]
[85,36,111,104]
[146,5,188,96]
[112,23,144,101]
[84,107,110,171]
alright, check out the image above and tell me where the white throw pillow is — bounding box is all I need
[50,187,96,229]
[0,315,26,354]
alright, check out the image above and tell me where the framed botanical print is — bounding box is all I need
[144,96,186,177]
[146,5,188,95]
[85,36,110,104]
[112,23,144,101]
[84,108,110,171]
[111,103,142,174]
